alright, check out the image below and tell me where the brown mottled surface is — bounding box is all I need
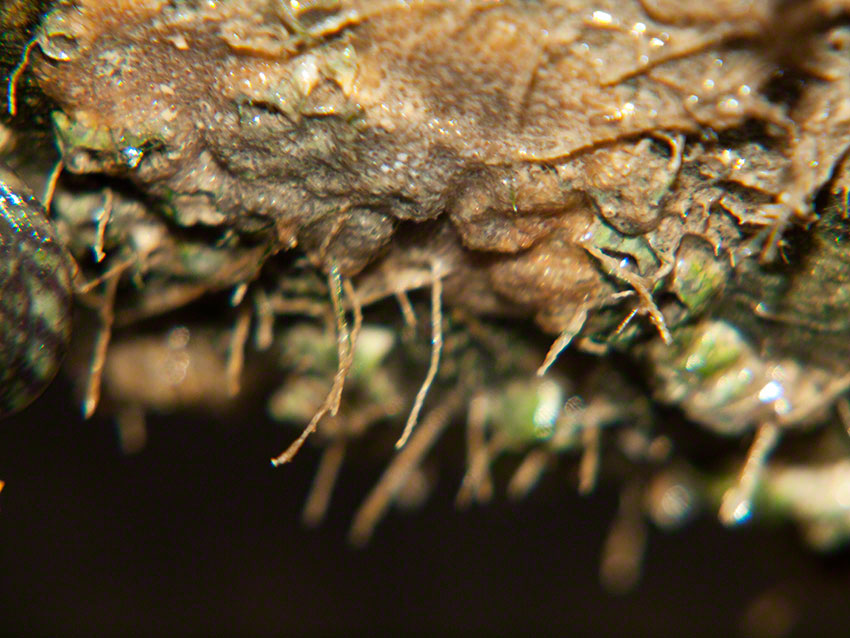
[32,0,831,336]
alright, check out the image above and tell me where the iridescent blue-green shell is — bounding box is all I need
[0,162,73,417]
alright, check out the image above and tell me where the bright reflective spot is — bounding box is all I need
[121,147,143,168]
[758,380,784,403]
[591,10,613,25]
[721,488,752,525]
[533,379,563,437]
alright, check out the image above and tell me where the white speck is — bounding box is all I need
[702,78,715,91]
[591,10,612,25]
[650,37,665,48]
[730,497,751,524]
[720,486,752,525]
[5,189,23,206]
[758,380,784,403]
[121,147,143,168]
[632,22,646,35]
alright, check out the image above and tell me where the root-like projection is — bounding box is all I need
[578,423,601,496]
[302,403,408,526]
[225,303,252,398]
[506,447,552,501]
[719,422,781,526]
[252,288,275,351]
[92,189,113,264]
[395,261,444,449]
[394,289,417,331]
[538,290,635,376]
[458,394,495,506]
[583,243,672,345]
[599,481,648,594]
[456,402,507,509]
[301,438,347,527]
[537,306,589,377]
[6,37,37,117]
[81,265,126,419]
[42,159,63,216]
[271,268,363,466]
[719,372,850,526]
[349,389,464,546]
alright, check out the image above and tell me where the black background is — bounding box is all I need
[1,377,850,637]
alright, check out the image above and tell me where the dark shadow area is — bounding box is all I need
[1,377,849,637]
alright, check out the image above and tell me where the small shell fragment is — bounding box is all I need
[0,162,73,417]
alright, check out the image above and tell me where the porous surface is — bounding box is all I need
[18,3,800,330]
